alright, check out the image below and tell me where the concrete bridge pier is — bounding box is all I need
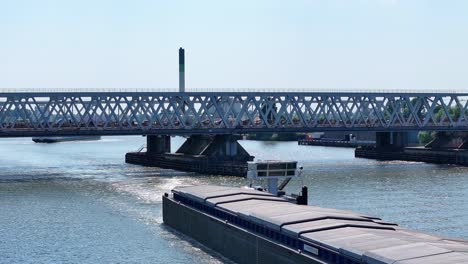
[357,131,468,166]
[425,132,468,149]
[176,135,251,160]
[146,135,171,154]
[356,131,410,160]
[376,132,409,150]
[126,135,254,176]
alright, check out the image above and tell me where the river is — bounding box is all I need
[1,136,468,263]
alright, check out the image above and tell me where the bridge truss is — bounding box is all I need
[1,92,468,137]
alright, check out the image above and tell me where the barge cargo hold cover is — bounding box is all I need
[163,185,468,264]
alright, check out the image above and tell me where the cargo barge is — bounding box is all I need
[163,185,468,264]
[298,139,375,148]
[32,136,101,143]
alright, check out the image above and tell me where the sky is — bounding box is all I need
[1,0,467,91]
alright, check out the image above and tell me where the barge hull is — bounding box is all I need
[163,196,321,264]
[298,139,374,148]
[164,185,468,264]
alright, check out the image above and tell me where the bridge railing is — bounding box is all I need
[0,88,465,94]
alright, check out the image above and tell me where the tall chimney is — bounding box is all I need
[179,47,185,92]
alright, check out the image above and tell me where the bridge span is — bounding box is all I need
[1,91,467,137]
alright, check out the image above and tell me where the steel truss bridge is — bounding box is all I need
[1,91,468,137]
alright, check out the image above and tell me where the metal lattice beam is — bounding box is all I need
[1,92,468,137]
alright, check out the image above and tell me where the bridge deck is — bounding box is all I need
[1,92,468,136]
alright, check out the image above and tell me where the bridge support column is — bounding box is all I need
[197,135,249,158]
[425,132,468,150]
[126,135,254,177]
[147,135,171,154]
[356,131,410,161]
[376,132,409,150]
[357,131,468,166]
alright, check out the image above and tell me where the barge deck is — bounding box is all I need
[163,185,468,264]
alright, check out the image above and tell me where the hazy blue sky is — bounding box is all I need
[1,0,467,90]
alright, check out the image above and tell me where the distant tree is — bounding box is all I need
[434,106,463,122]
[418,131,434,144]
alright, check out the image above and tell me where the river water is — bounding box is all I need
[1,136,468,263]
